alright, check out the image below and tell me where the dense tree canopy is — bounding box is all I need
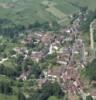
[93,30,96,42]
[29,81,64,100]
[85,59,96,81]
[86,95,93,100]
[80,10,96,32]
[0,75,13,95]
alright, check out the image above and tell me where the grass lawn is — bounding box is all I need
[3,60,14,67]
[0,94,18,100]
[58,18,71,26]
[66,0,96,10]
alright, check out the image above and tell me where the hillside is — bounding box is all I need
[0,0,96,100]
[0,0,96,26]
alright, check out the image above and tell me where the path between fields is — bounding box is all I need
[0,58,8,64]
[0,54,17,64]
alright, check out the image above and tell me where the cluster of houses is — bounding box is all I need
[12,10,96,99]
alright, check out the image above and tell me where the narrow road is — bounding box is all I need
[0,54,17,64]
[0,58,8,64]
[90,19,96,49]
[90,21,94,49]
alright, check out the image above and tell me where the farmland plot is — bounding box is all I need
[42,1,57,6]
[46,6,66,19]
[58,18,70,26]
[0,0,96,26]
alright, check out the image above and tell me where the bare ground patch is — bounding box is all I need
[0,3,15,8]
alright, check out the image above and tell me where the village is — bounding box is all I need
[1,10,93,100]
[0,0,96,100]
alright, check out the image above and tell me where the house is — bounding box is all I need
[62,67,78,81]
[26,33,41,44]
[91,90,96,100]
[91,81,96,88]
[16,70,31,81]
[31,51,44,63]
[34,32,44,38]
[37,79,47,88]
[16,72,27,81]
[66,80,78,95]
[13,47,28,54]
[48,42,60,54]
[33,32,44,43]
[64,37,73,42]
[41,32,55,45]
[41,47,49,55]
[26,34,33,41]
[55,34,65,44]
[57,53,70,65]
[16,66,32,81]
[73,78,83,89]
[62,65,85,95]
[43,66,66,81]
[13,47,21,54]
[68,89,78,100]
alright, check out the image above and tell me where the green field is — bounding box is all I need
[0,94,17,100]
[0,0,96,26]
[46,6,66,19]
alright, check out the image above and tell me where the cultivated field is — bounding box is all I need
[0,0,95,26]
[46,7,66,19]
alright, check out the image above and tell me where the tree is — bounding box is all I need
[93,30,96,42]
[86,95,93,100]
[85,59,96,81]
[25,59,41,78]
[80,10,96,32]
[0,64,17,78]
[0,75,12,95]
[29,81,64,100]
[18,90,26,100]
[38,81,64,100]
